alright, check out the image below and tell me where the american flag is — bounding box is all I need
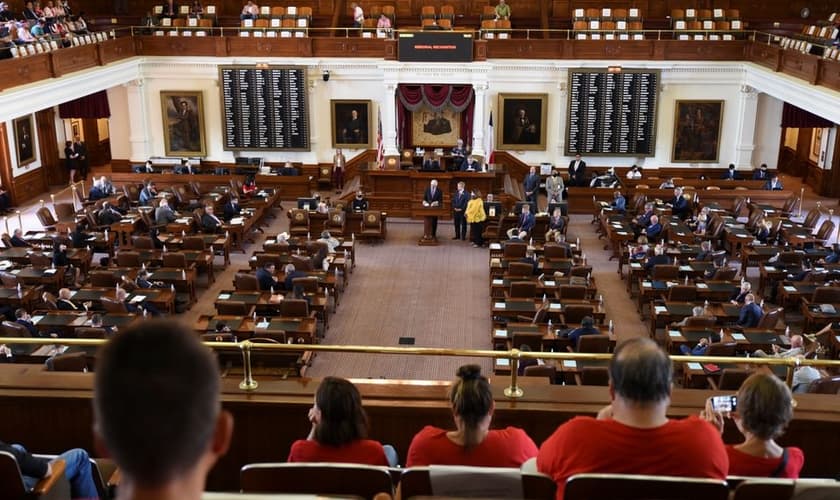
[376,107,384,169]
[484,111,495,166]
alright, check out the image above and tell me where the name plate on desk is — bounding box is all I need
[686,362,702,370]
[562,360,577,368]
[492,279,503,285]
[549,303,561,310]
[496,358,509,367]
[765,266,776,271]
[654,306,667,314]
[544,281,555,286]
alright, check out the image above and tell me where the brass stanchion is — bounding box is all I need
[4,216,8,234]
[16,210,22,230]
[238,340,258,391]
[504,349,524,398]
[799,187,804,217]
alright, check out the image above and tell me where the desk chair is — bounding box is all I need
[326,209,346,236]
[706,341,737,357]
[574,334,611,353]
[216,301,255,317]
[523,364,557,384]
[53,202,76,223]
[708,368,750,391]
[280,299,314,319]
[651,265,679,280]
[0,451,70,499]
[802,208,821,230]
[753,307,783,330]
[780,196,798,217]
[0,233,12,249]
[360,211,384,242]
[289,209,310,238]
[504,242,527,259]
[576,366,609,386]
[200,332,237,342]
[182,236,207,251]
[710,266,737,281]
[46,352,88,372]
[240,463,394,498]
[561,305,594,325]
[569,265,592,278]
[131,236,155,249]
[544,243,569,259]
[1,320,31,337]
[507,262,534,278]
[116,251,141,268]
[0,270,18,286]
[76,327,107,339]
[807,375,840,394]
[36,207,59,231]
[101,297,128,313]
[398,466,556,499]
[815,220,835,246]
[234,273,259,291]
[292,277,320,294]
[666,285,697,302]
[557,285,587,300]
[564,473,727,500]
[506,281,537,299]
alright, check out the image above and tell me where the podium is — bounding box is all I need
[412,205,448,246]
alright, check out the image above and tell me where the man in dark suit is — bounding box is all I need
[644,245,671,274]
[139,181,157,206]
[155,198,177,225]
[730,282,751,305]
[256,263,282,291]
[506,202,535,239]
[71,222,92,248]
[520,250,539,275]
[523,166,540,203]
[98,202,122,226]
[668,187,690,219]
[88,182,106,201]
[422,179,443,238]
[567,154,586,186]
[694,240,713,261]
[74,136,89,180]
[752,164,769,180]
[764,175,783,191]
[10,228,30,247]
[283,263,307,291]
[201,205,222,233]
[460,155,480,171]
[566,316,600,349]
[451,181,469,240]
[721,164,739,180]
[421,154,441,171]
[351,190,368,212]
[56,288,82,311]
[645,215,662,241]
[736,293,763,328]
[451,139,467,170]
[14,308,41,337]
[175,158,195,175]
[223,196,242,222]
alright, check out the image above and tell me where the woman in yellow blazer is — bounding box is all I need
[465,189,486,247]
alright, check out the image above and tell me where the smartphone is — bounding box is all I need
[711,395,737,412]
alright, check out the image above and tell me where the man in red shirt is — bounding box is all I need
[537,338,728,499]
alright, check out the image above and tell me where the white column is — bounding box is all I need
[734,85,759,168]
[382,81,399,156]
[125,79,150,162]
[470,83,488,158]
[556,80,568,158]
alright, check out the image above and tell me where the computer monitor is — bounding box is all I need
[297,197,318,211]
[514,201,537,216]
[547,202,568,216]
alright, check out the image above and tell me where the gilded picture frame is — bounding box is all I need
[498,93,548,151]
[331,99,372,149]
[672,100,724,163]
[13,115,36,166]
[161,91,207,156]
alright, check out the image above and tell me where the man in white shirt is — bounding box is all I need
[350,2,364,27]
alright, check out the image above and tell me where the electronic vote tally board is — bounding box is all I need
[220,65,310,151]
[566,69,660,156]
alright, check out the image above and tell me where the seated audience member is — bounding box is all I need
[658,177,675,189]
[516,344,538,375]
[56,287,82,310]
[279,161,299,176]
[256,263,282,291]
[730,281,751,304]
[288,377,394,466]
[283,263,307,291]
[0,2,14,21]
[421,153,440,171]
[736,293,763,328]
[155,198,177,225]
[14,308,41,337]
[407,364,537,467]
[242,176,257,197]
[451,139,467,169]
[70,221,92,248]
[701,373,803,478]
[566,316,599,347]
[721,163,739,180]
[240,0,258,20]
[133,270,165,290]
[0,440,98,499]
[88,178,107,201]
[98,202,122,226]
[139,181,157,206]
[764,174,784,191]
[520,249,538,275]
[694,240,713,262]
[821,244,840,264]
[318,231,340,253]
[0,183,11,212]
[223,196,241,222]
[201,205,222,233]
[755,219,772,244]
[792,361,822,393]
[630,235,649,260]
[668,187,690,219]
[93,319,233,500]
[89,313,117,337]
[506,203,535,239]
[610,191,626,213]
[753,334,803,358]
[670,305,716,329]
[644,244,670,274]
[678,329,722,355]
[753,163,769,180]
[116,287,160,316]
[645,214,662,240]
[632,202,655,230]
[544,207,565,242]
[537,338,728,497]
[351,190,368,212]
[10,228,31,247]
[626,165,642,179]
[175,158,194,175]
[461,155,481,172]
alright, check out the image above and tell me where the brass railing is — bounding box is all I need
[3,337,839,397]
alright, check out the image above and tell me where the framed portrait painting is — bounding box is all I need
[13,115,35,166]
[161,91,207,156]
[498,93,548,151]
[672,100,724,163]
[331,100,371,149]
[411,106,461,147]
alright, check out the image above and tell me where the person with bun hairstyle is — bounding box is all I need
[406,364,538,467]
[701,372,804,478]
[288,377,396,466]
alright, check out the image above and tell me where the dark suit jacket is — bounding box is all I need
[351,198,368,212]
[516,212,536,232]
[284,270,308,291]
[646,222,662,240]
[756,227,770,243]
[421,159,441,171]
[201,213,222,233]
[423,187,443,205]
[567,325,600,347]
[737,302,763,327]
[98,208,122,226]
[52,250,70,267]
[753,170,768,180]
[460,160,480,171]
[57,299,78,311]
[10,235,30,247]
[764,180,783,191]
[155,205,176,225]
[721,170,739,180]
[637,211,654,228]
[644,253,672,272]
[568,160,586,185]
[523,174,540,195]
[223,201,241,222]
[256,268,280,291]
[16,319,40,337]
[88,186,106,201]
[71,229,91,248]
[730,290,749,304]
[451,190,469,211]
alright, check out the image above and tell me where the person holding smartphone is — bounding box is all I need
[701,372,804,478]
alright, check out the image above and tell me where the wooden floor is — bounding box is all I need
[10,171,837,381]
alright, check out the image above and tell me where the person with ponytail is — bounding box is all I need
[406,364,537,467]
[288,377,397,466]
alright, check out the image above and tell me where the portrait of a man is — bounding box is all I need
[332,100,371,148]
[672,100,723,162]
[498,94,547,150]
[13,115,35,166]
[423,113,452,135]
[161,92,206,156]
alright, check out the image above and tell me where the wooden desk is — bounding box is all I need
[195,315,318,344]
[214,290,330,330]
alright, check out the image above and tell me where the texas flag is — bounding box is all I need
[484,111,495,165]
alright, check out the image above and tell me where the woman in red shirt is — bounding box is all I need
[702,372,804,478]
[287,377,392,466]
[406,364,538,467]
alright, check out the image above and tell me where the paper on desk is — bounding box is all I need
[492,279,503,285]
[217,293,231,300]
[696,283,709,289]
[784,286,797,292]
[563,360,577,368]
[544,281,555,286]
[631,263,642,268]
[654,306,667,314]
[668,330,681,337]
[494,329,507,338]
[10,269,19,274]
[230,217,245,225]
[549,303,561,310]
[679,265,691,271]
[32,315,44,324]
[494,302,506,309]
[130,295,146,303]
[617,231,628,235]
[642,281,652,288]
[686,362,703,370]
[176,218,191,223]
[255,321,270,329]
[731,333,746,340]
[43,268,57,275]
[489,243,502,250]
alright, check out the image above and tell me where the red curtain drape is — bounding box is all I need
[781,103,833,128]
[397,84,474,149]
[58,90,111,119]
